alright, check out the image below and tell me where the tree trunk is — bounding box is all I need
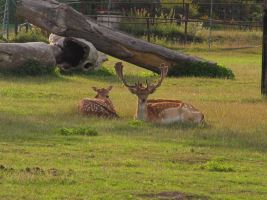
[0,37,107,72]
[49,34,108,72]
[16,0,220,74]
[0,42,56,71]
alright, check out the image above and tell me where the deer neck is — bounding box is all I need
[136,98,148,121]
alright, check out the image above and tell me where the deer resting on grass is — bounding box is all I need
[78,86,119,118]
[115,62,204,124]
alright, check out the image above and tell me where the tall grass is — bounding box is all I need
[149,29,262,50]
[118,8,262,48]
[120,20,203,42]
[119,9,202,42]
[8,27,48,43]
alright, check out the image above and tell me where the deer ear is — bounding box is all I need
[92,87,98,92]
[107,86,113,91]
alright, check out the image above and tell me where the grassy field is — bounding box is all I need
[0,46,267,200]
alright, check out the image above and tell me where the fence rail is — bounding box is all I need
[0,0,265,48]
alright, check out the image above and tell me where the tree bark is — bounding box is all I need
[0,42,56,71]
[49,34,108,71]
[0,38,107,72]
[16,0,220,74]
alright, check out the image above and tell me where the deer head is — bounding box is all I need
[92,86,113,100]
[115,62,168,120]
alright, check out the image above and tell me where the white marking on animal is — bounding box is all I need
[115,62,204,124]
[78,86,118,118]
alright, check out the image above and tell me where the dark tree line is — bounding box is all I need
[72,0,264,24]
[193,0,263,22]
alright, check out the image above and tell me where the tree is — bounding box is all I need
[16,0,226,76]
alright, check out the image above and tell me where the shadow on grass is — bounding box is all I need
[152,121,211,130]
[1,112,267,153]
[0,66,117,84]
[76,68,159,84]
[0,72,70,84]
[109,120,267,152]
[139,191,209,200]
[186,128,267,152]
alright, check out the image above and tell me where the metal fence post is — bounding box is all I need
[146,17,151,42]
[2,0,10,39]
[208,0,213,49]
[262,0,267,95]
[107,0,111,28]
[12,0,17,36]
[184,3,189,44]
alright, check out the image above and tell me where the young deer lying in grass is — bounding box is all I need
[78,86,119,118]
[115,62,204,124]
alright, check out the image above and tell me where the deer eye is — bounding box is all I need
[106,95,109,98]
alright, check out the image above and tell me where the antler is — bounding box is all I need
[115,62,168,95]
[146,63,169,94]
[115,62,139,95]
[115,62,133,88]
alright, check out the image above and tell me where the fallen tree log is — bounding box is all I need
[49,34,108,72]
[16,0,233,78]
[0,37,107,73]
[0,42,56,72]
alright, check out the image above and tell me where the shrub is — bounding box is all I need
[128,120,146,127]
[169,61,235,79]
[199,161,235,172]
[15,59,55,76]
[60,67,114,77]
[139,71,158,78]
[0,35,7,43]
[119,9,203,42]
[0,59,56,76]
[120,21,202,42]
[9,28,48,43]
[88,67,114,77]
[59,127,98,136]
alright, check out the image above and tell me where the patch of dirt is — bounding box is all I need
[1,165,74,177]
[140,191,209,200]
[47,168,70,177]
[169,156,210,164]
[0,164,14,172]
[47,168,61,176]
[23,167,45,175]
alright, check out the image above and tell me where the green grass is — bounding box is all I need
[8,28,49,43]
[120,21,203,42]
[59,127,98,136]
[0,46,267,200]
[143,29,262,50]
[0,59,57,76]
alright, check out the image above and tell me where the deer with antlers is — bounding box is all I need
[115,62,204,124]
[78,86,119,118]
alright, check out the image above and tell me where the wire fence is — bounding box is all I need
[0,0,6,37]
[0,0,265,49]
[0,0,17,39]
[67,0,264,48]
